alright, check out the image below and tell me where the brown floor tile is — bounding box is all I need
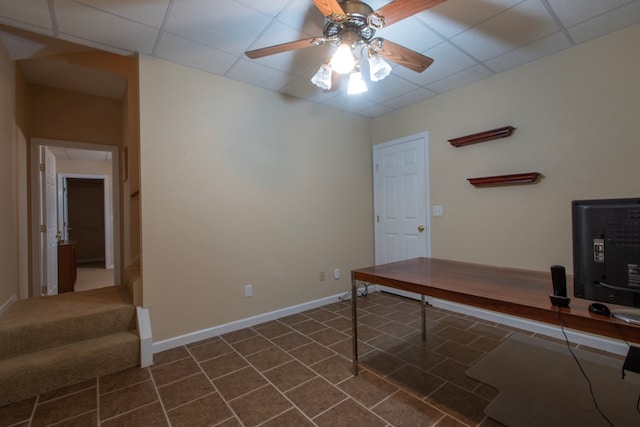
[376,320,416,338]
[253,321,293,339]
[435,326,481,345]
[396,344,447,369]
[31,388,96,427]
[313,399,387,427]
[429,358,482,391]
[167,393,233,427]
[303,307,340,322]
[262,360,318,392]
[311,354,353,384]
[439,314,478,330]
[260,408,315,426]
[222,328,258,343]
[153,346,190,366]
[338,370,398,408]
[150,356,200,387]
[200,351,249,379]
[213,366,267,400]
[285,377,347,418]
[55,410,97,426]
[290,319,328,335]
[270,331,312,351]
[99,367,150,394]
[435,414,471,427]
[38,379,96,403]
[189,337,234,362]
[468,335,502,353]
[363,303,398,317]
[331,337,374,358]
[468,323,512,341]
[323,315,353,332]
[359,349,406,376]
[289,341,335,365]
[99,380,158,420]
[278,313,309,325]
[309,327,349,346]
[157,373,215,411]
[427,382,490,426]
[230,335,274,356]
[367,333,413,353]
[373,390,445,426]
[101,402,168,427]
[0,397,36,427]
[355,324,385,342]
[434,340,485,366]
[245,345,293,371]
[387,364,445,399]
[357,313,391,329]
[229,385,292,426]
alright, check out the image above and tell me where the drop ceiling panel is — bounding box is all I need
[54,0,159,54]
[1,0,638,117]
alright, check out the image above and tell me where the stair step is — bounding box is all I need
[0,331,139,407]
[0,286,135,359]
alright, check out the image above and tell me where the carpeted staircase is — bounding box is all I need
[0,286,140,407]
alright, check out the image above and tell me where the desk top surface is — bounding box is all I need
[352,257,640,343]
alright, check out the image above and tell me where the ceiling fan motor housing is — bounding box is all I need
[323,1,376,44]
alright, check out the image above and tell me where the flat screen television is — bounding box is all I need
[572,198,640,315]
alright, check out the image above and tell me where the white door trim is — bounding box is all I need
[373,132,431,265]
[30,138,121,297]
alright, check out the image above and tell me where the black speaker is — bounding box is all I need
[549,265,570,307]
[550,265,567,297]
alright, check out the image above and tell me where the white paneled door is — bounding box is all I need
[373,133,430,266]
[41,146,58,295]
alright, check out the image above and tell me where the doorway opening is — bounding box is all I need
[30,138,121,297]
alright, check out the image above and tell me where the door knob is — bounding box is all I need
[418,225,425,232]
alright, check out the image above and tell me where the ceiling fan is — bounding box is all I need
[245,0,446,93]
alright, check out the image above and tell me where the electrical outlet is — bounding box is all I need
[244,284,252,297]
[334,268,340,279]
[319,272,325,281]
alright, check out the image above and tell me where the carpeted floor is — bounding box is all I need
[466,333,640,427]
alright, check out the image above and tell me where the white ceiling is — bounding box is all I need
[48,146,112,161]
[1,0,639,118]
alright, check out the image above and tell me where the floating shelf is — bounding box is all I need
[449,126,516,147]
[467,172,541,187]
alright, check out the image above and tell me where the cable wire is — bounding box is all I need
[555,307,615,427]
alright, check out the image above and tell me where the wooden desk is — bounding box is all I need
[351,257,640,374]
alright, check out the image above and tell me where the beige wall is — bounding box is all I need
[29,84,122,146]
[372,23,640,273]
[139,56,373,341]
[0,40,18,306]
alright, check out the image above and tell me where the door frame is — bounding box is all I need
[30,138,121,297]
[58,173,113,269]
[373,132,431,299]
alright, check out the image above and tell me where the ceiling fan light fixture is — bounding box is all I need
[347,70,368,95]
[368,53,392,82]
[311,63,333,90]
[330,42,356,75]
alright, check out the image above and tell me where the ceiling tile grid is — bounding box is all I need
[0,0,639,117]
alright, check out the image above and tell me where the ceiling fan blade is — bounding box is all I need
[245,38,318,59]
[377,39,434,73]
[312,0,345,18]
[375,0,447,27]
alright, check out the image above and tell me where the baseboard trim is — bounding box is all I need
[152,292,347,354]
[378,286,629,356]
[0,294,17,317]
[136,306,153,367]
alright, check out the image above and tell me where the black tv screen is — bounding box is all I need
[572,198,640,309]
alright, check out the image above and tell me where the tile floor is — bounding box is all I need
[0,291,608,427]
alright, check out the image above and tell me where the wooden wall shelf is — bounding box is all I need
[449,126,516,147]
[468,172,541,187]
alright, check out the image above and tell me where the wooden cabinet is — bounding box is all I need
[58,241,77,293]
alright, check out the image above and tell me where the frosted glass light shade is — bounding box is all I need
[331,43,356,75]
[311,64,332,90]
[369,53,392,82]
[347,71,368,95]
